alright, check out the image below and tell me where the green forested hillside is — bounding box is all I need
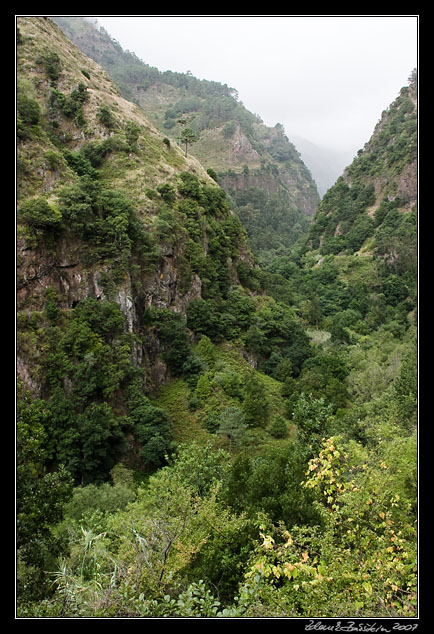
[267,70,417,343]
[51,16,319,263]
[16,18,417,619]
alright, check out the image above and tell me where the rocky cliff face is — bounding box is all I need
[219,162,319,217]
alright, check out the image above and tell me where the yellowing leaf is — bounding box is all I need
[362,581,372,595]
[260,533,275,549]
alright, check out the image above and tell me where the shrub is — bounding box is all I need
[97,104,116,129]
[345,214,375,251]
[63,149,98,178]
[218,407,248,449]
[156,183,177,204]
[383,274,409,306]
[18,197,62,229]
[204,410,220,433]
[39,50,61,83]
[207,168,218,182]
[49,83,88,124]
[44,150,64,171]
[63,481,136,522]
[125,121,141,150]
[182,355,204,387]
[178,172,201,199]
[153,310,192,375]
[273,357,293,382]
[195,335,217,367]
[132,402,173,467]
[214,370,242,398]
[269,415,288,439]
[17,94,41,126]
[242,376,269,428]
[291,392,333,450]
[186,298,224,341]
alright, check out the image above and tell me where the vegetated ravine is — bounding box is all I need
[16,17,417,619]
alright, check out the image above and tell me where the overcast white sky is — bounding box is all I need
[89,15,418,157]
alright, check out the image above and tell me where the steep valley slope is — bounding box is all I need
[16,17,418,620]
[16,16,304,480]
[51,16,320,261]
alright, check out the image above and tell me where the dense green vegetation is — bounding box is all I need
[18,355,417,617]
[16,18,417,620]
[229,186,311,262]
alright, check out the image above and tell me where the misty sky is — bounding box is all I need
[89,15,417,158]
